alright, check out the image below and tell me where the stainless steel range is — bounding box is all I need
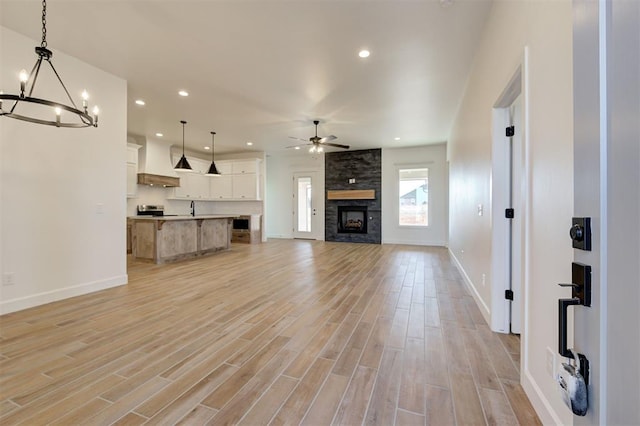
[136,205,165,216]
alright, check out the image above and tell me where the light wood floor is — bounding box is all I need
[0,240,541,425]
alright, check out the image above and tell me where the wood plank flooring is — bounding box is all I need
[0,240,540,425]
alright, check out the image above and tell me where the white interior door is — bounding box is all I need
[509,94,524,334]
[293,172,321,239]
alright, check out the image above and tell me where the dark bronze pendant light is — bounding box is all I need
[174,120,193,171]
[206,131,221,176]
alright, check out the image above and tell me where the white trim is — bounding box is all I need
[0,275,128,315]
[522,368,565,425]
[383,239,447,247]
[597,0,609,421]
[449,248,491,325]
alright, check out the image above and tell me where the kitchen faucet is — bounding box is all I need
[190,200,195,217]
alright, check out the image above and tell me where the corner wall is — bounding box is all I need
[0,27,128,314]
[447,1,574,424]
[265,152,325,239]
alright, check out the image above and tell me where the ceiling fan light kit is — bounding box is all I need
[0,0,99,128]
[287,120,350,153]
[174,120,193,172]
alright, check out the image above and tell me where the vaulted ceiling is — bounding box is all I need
[1,0,493,154]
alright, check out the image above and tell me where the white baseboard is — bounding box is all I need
[0,275,128,315]
[448,248,491,325]
[382,238,448,247]
[522,368,564,425]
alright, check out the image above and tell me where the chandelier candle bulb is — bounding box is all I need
[19,70,28,96]
[55,107,61,126]
[82,90,89,110]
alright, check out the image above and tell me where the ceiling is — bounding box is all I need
[0,0,493,155]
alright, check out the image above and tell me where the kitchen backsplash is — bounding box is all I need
[126,185,263,217]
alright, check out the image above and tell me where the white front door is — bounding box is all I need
[572,1,639,423]
[293,172,321,239]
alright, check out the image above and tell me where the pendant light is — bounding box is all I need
[0,0,99,128]
[205,131,221,176]
[174,120,193,172]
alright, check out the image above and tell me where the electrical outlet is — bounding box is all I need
[477,204,484,216]
[481,273,486,286]
[3,272,16,286]
[546,347,555,377]
[96,203,105,214]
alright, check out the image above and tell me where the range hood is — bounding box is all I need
[137,173,180,187]
[131,135,181,187]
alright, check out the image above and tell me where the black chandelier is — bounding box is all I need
[205,131,221,176]
[0,0,99,128]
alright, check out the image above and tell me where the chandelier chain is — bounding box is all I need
[41,0,47,48]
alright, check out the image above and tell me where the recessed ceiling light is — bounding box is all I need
[204,146,210,150]
[155,133,163,137]
[358,49,370,58]
[135,99,145,106]
[178,90,189,97]
[247,142,253,146]
[394,137,401,141]
[295,146,300,150]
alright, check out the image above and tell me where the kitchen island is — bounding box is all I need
[129,215,236,264]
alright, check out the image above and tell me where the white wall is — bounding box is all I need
[381,144,448,246]
[0,26,128,314]
[448,1,574,424]
[265,152,324,239]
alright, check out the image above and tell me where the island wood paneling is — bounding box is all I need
[0,240,540,425]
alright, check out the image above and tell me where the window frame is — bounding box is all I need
[397,166,429,228]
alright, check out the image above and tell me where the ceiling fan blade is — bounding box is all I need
[324,142,350,149]
[319,135,337,143]
[285,143,312,149]
[288,136,309,142]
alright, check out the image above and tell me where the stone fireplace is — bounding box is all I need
[325,149,381,244]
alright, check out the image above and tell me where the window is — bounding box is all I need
[399,168,429,226]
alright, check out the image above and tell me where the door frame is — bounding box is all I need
[491,49,530,338]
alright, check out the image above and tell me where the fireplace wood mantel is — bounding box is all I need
[327,189,375,200]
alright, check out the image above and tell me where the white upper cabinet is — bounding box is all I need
[232,160,258,175]
[210,175,233,199]
[170,157,261,201]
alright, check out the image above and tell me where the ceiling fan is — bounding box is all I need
[287,120,350,152]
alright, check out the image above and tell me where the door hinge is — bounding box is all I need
[505,289,514,300]
[506,126,515,137]
[505,208,514,219]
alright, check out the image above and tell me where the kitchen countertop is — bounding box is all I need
[129,215,238,221]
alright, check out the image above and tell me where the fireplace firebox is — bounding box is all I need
[338,206,368,234]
